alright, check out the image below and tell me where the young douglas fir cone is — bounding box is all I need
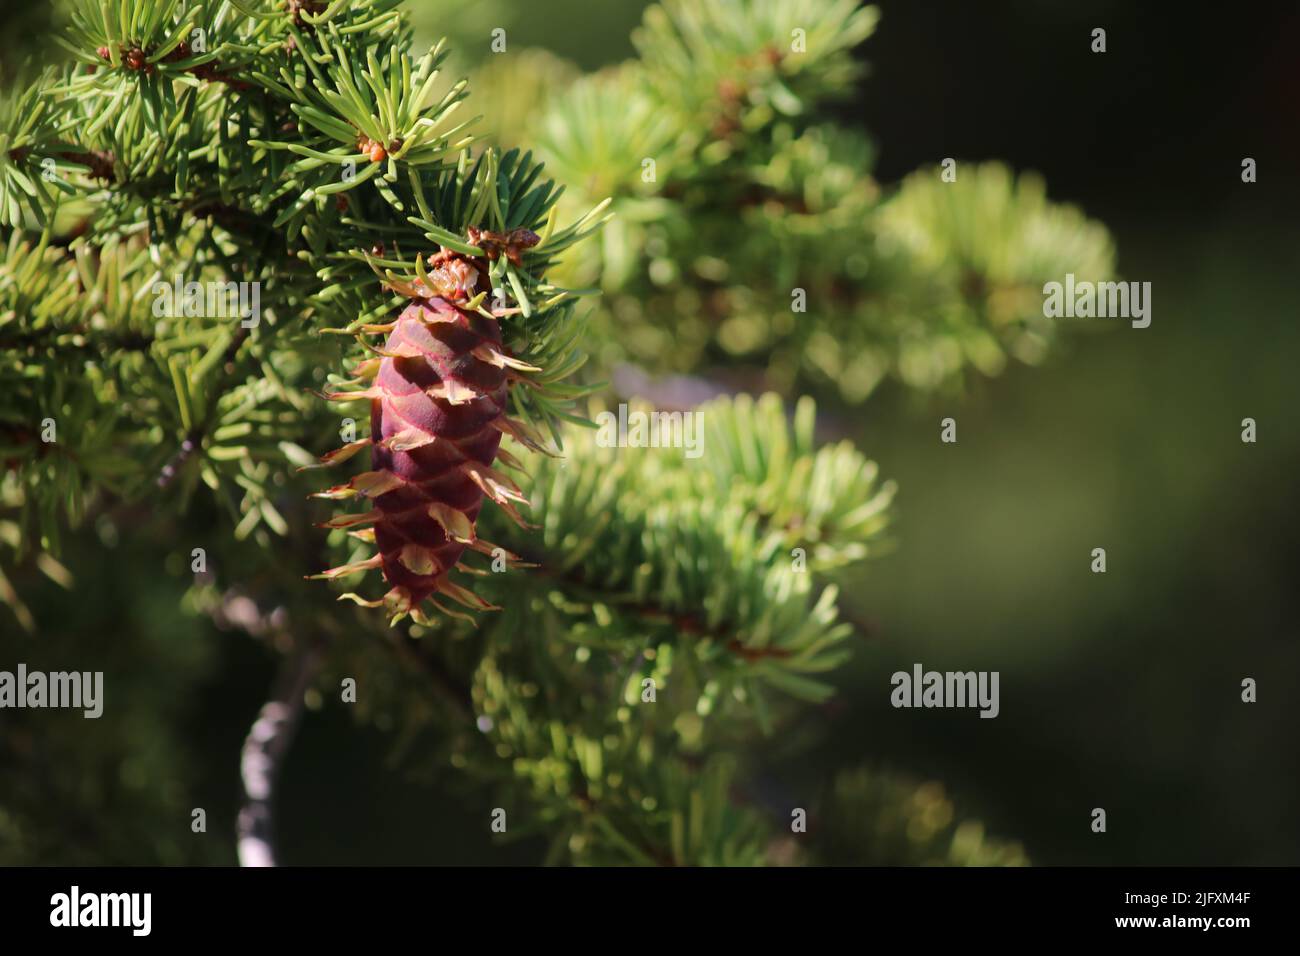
[309,230,547,625]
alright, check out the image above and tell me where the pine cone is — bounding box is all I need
[311,259,546,623]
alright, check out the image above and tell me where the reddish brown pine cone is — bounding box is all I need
[370,299,507,603]
[313,289,549,622]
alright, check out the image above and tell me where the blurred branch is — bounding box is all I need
[237,641,321,867]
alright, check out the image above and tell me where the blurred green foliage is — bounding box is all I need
[466,0,1114,401]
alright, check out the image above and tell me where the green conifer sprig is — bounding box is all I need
[414,394,897,714]
[632,0,879,129]
[0,72,83,228]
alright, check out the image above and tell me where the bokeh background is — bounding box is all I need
[2,0,1298,864]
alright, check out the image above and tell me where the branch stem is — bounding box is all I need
[236,642,321,867]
